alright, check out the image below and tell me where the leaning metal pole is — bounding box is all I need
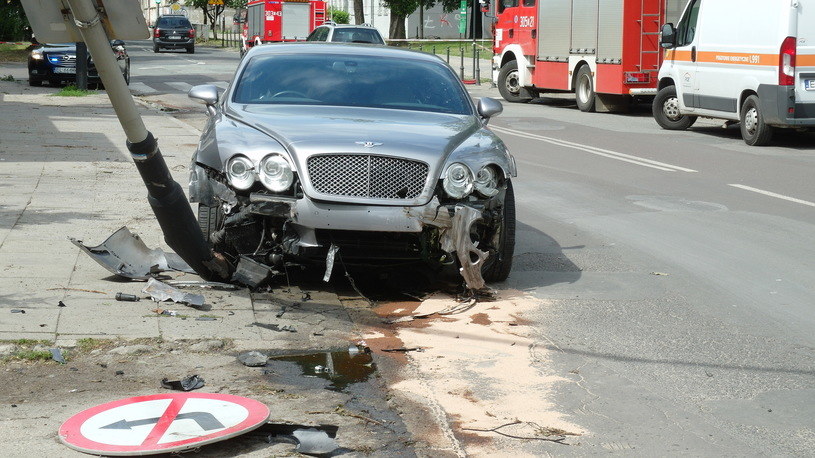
[63,0,230,281]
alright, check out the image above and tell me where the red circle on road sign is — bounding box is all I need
[59,392,270,456]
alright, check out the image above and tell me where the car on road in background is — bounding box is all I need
[305,22,385,44]
[187,44,516,290]
[153,15,196,54]
[28,40,130,88]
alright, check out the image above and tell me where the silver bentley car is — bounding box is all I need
[187,43,517,289]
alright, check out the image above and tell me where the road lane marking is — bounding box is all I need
[167,82,194,92]
[129,82,157,94]
[491,125,697,173]
[728,184,815,207]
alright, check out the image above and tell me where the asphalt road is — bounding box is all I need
[124,41,815,455]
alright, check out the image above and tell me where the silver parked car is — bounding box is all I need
[188,43,516,289]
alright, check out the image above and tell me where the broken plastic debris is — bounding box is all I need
[161,374,205,391]
[255,423,339,456]
[70,226,195,280]
[231,256,273,288]
[115,293,140,302]
[651,271,670,276]
[381,347,424,353]
[195,316,218,321]
[238,351,268,367]
[165,280,239,290]
[58,301,66,307]
[50,348,66,364]
[142,278,205,308]
[11,309,26,314]
[152,308,178,316]
[252,322,296,332]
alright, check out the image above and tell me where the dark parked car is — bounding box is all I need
[187,44,515,290]
[28,40,130,88]
[305,22,385,44]
[153,15,196,54]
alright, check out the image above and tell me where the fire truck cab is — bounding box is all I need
[242,0,326,54]
[492,0,684,112]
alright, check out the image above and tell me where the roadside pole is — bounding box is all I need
[31,0,230,281]
[75,41,88,90]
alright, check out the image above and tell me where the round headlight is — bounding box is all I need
[474,165,500,197]
[226,155,255,190]
[259,154,293,192]
[442,162,473,199]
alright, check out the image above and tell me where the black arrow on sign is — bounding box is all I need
[100,412,225,431]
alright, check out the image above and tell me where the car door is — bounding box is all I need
[668,0,702,111]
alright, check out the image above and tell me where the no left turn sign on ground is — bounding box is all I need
[59,392,270,456]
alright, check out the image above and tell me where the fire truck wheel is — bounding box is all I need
[575,66,596,112]
[740,95,774,146]
[653,85,697,130]
[498,61,531,103]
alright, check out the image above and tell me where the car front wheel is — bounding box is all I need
[482,180,516,283]
[653,85,697,130]
[153,44,159,53]
[29,76,42,87]
[187,46,195,54]
[197,204,224,244]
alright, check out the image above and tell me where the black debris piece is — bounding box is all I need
[58,301,67,307]
[381,347,424,353]
[49,348,66,364]
[227,311,235,316]
[301,292,312,302]
[252,322,296,332]
[115,293,140,302]
[231,256,273,288]
[161,374,205,391]
[255,423,339,456]
[114,370,124,376]
[196,317,218,321]
[99,363,108,368]
[11,309,25,314]
[238,351,268,367]
[11,404,17,408]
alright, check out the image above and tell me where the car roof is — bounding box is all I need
[249,42,440,62]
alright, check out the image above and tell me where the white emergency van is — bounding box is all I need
[653,0,815,145]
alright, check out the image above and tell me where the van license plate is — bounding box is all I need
[806,79,815,91]
[53,67,75,74]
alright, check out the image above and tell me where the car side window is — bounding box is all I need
[676,0,701,46]
[307,27,327,42]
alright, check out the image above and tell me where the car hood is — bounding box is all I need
[226,104,479,164]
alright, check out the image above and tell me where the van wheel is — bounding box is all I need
[498,61,531,103]
[653,85,697,130]
[740,95,773,146]
[575,66,596,112]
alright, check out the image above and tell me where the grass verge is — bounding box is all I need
[0,43,29,63]
[52,85,96,97]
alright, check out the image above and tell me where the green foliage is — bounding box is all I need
[329,8,350,24]
[1,74,14,81]
[52,85,96,97]
[0,0,30,42]
[14,350,53,361]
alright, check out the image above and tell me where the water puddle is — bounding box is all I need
[267,346,376,392]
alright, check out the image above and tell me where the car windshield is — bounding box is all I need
[331,28,383,44]
[157,17,191,27]
[232,53,472,115]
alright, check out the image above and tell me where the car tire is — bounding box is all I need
[740,94,774,146]
[497,61,531,103]
[653,85,698,130]
[187,46,195,54]
[123,63,130,86]
[197,204,224,243]
[482,180,516,283]
[29,77,42,87]
[153,44,159,53]
[575,65,596,112]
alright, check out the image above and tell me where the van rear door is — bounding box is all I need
[797,3,815,107]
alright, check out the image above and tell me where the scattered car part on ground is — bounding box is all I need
[161,374,205,391]
[142,278,205,308]
[255,423,340,456]
[49,348,66,364]
[114,293,140,302]
[188,44,516,291]
[231,256,274,288]
[238,350,269,367]
[71,226,195,280]
[165,280,239,290]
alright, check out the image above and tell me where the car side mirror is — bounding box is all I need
[660,23,676,48]
[189,84,220,116]
[477,97,503,124]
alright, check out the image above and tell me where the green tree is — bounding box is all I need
[382,0,419,39]
[0,0,30,42]
[329,8,350,25]
[187,0,245,39]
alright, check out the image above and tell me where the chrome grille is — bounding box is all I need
[307,154,428,200]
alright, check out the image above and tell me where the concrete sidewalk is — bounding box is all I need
[0,75,357,350]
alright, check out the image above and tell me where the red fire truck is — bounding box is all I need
[492,0,685,111]
[241,0,326,53]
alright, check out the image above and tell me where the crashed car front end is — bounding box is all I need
[188,45,517,289]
